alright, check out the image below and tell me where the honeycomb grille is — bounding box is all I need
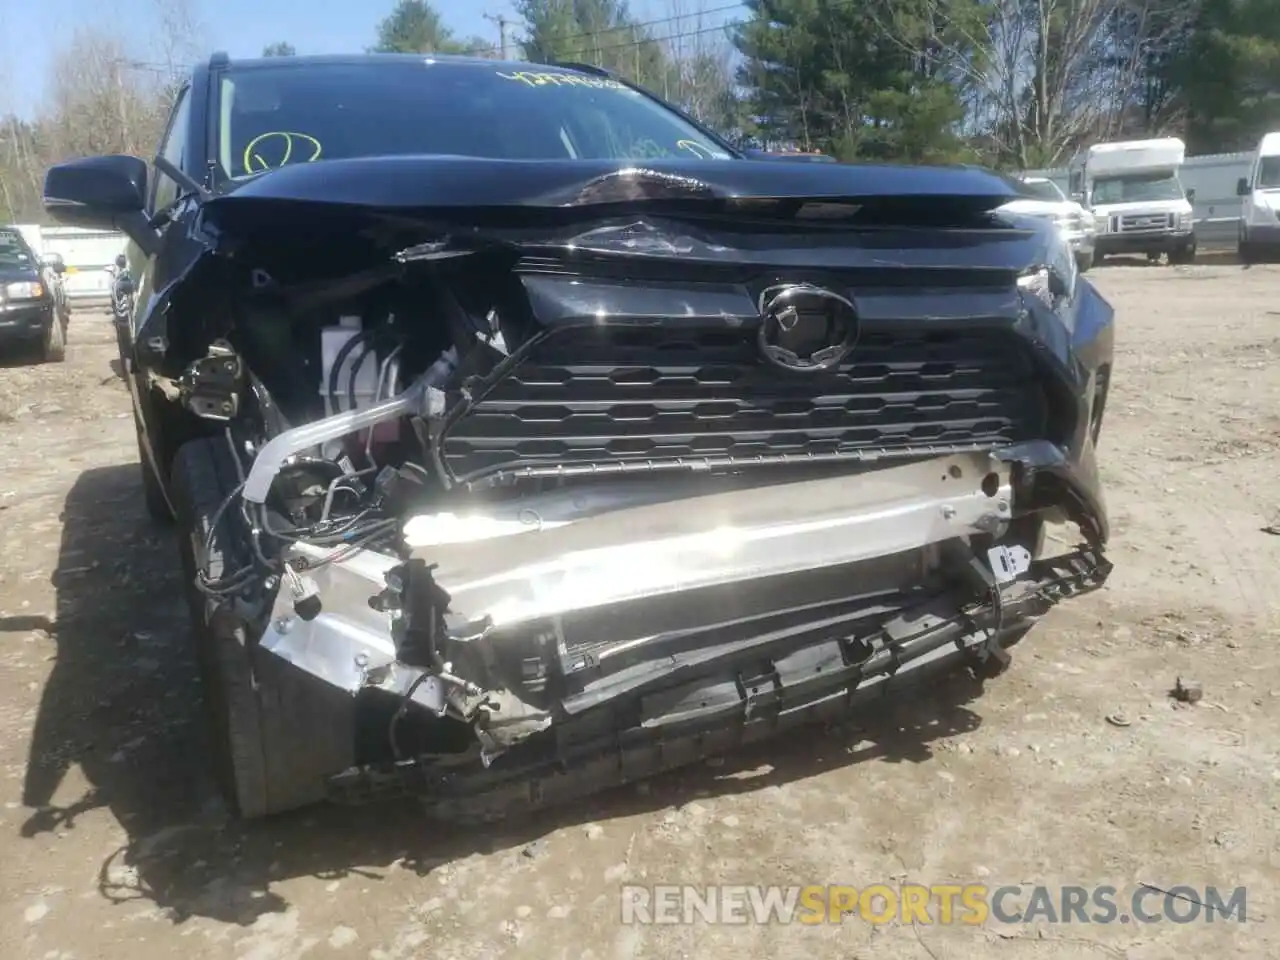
[440,324,1049,485]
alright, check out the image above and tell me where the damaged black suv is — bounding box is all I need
[43,52,1114,820]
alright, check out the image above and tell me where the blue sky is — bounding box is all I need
[1,0,520,116]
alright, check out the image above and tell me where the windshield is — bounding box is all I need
[0,229,34,268]
[1021,179,1065,202]
[1258,156,1280,189]
[217,61,734,179]
[1091,172,1184,205]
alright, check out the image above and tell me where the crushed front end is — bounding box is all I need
[154,162,1115,815]
[269,449,1110,816]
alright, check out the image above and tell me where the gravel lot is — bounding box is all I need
[1,264,1278,959]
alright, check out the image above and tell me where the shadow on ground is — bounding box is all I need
[1096,250,1244,268]
[0,343,46,369]
[11,463,990,927]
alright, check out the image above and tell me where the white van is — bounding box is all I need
[1236,131,1280,263]
[1068,138,1196,265]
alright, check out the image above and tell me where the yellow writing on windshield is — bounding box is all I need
[676,140,717,159]
[496,71,626,90]
[630,138,672,159]
[243,131,323,174]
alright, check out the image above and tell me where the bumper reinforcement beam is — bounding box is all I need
[325,543,1111,818]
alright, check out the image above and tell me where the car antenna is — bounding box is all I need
[154,155,213,202]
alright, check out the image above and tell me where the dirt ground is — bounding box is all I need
[1,264,1278,960]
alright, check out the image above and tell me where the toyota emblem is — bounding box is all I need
[757,283,859,373]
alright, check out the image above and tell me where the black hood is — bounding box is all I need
[186,155,1062,285]
[205,155,1019,213]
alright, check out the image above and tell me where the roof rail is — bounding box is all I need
[549,60,614,78]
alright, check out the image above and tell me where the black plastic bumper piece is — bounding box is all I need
[326,544,1111,819]
[0,302,53,343]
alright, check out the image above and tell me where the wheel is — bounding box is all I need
[114,320,131,375]
[135,420,174,524]
[1169,242,1196,266]
[1238,234,1256,265]
[1075,252,1094,273]
[41,314,66,363]
[171,437,354,819]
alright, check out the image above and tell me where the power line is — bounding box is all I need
[113,57,191,75]
[119,0,863,75]
[560,15,741,59]
[467,1,749,59]
[535,1,745,48]
[471,0,863,61]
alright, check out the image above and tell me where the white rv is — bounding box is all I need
[1068,138,1196,264]
[1235,131,1280,263]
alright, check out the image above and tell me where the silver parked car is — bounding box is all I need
[999,176,1097,272]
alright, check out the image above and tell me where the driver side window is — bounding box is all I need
[150,88,192,213]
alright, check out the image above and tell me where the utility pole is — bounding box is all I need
[483,13,511,60]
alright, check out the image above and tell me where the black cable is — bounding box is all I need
[244,502,279,570]
[195,566,257,598]
[389,671,433,762]
[326,328,373,410]
[258,495,388,544]
[347,339,378,414]
[195,480,250,592]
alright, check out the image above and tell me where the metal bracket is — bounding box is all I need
[955,547,1016,674]
[987,544,1032,584]
[180,341,245,421]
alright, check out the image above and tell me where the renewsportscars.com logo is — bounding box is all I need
[619,884,1248,926]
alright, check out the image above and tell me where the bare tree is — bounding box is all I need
[43,29,166,159]
[150,0,207,80]
[0,8,204,222]
[660,0,738,129]
[874,0,1168,167]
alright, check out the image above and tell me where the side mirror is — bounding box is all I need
[43,155,159,256]
[114,252,128,270]
[1236,177,1250,197]
[39,252,66,274]
[116,276,135,294]
[1185,188,1196,203]
[1070,191,1086,205]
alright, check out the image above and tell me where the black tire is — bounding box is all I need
[1169,242,1196,266]
[1238,239,1256,265]
[114,321,131,372]
[171,437,354,819]
[135,420,174,524]
[41,314,66,363]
